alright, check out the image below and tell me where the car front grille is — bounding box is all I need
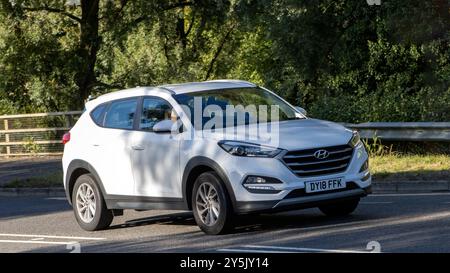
[282,144,353,177]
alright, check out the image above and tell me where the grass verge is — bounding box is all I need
[370,155,450,181]
[2,172,63,188]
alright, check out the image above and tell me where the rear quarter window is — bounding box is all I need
[90,104,107,126]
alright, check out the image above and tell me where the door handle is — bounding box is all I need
[92,144,100,147]
[131,145,145,151]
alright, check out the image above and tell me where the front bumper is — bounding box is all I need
[235,184,372,214]
[223,142,371,203]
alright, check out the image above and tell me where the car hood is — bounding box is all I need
[204,118,353,151]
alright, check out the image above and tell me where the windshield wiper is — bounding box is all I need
[284,116,305,120]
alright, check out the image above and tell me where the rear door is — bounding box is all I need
[94,98,138,196]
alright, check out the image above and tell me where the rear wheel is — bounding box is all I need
[319,198,360,217]
[192,172,234,235]
[72,174,113,231]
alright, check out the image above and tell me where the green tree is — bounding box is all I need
[0,0,448,124]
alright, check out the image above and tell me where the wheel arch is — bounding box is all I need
[182,156,237,211]
[65,159,107,205]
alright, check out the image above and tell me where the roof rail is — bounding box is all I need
[205,79,255,86]
[156,86,176,95]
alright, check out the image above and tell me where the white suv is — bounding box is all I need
[62,80,371,235]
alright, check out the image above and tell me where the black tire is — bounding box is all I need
[72,173,113,231]
[191,171,234,235]
[319,198,360,217]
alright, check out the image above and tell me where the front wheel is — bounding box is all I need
[319,198,360,217]
[192,172,234,235]
[72,174,113,231]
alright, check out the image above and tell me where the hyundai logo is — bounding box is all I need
[314,149,329,159]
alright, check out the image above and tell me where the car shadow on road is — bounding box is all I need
[232,211,374,234]
[25,209,381,253]
[109,211,197,230]
[107,208,376,235]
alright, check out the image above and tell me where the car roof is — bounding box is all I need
[85,80,257,109]
[159,79,256,94]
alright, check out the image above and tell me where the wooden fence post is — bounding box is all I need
[65,114,74,128]
[3,119,10,157]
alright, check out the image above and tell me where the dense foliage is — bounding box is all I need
[0,0,448,123]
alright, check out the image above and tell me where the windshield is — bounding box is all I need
[173,87,302,130]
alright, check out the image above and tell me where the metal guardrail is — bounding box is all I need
[345,122,450,142]
[0,110,449,157]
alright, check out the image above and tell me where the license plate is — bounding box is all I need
[305,178,345,193]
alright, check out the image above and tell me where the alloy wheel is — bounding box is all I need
[195,182,221,226]
[76,183,96,223]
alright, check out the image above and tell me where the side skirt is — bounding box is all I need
[105,195,189,211]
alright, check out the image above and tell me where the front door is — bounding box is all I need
[131,97,181,198]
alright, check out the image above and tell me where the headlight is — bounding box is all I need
[349,131,361,147]
[218,141,283,157]
[359,159,369,173]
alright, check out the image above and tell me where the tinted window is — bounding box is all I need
[90,104,107,126]
[173,87,300,129]
[104,99,137,129]
[140,97,173,131]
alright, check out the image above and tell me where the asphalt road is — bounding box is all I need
[0,192,449,253]
[0,157,61,186]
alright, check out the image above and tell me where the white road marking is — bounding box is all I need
[373,192,450,197]
[244,245,368,253]
[217,248,296,253]
[30,238,44,241]
[45,197,67,201]
[0,239,75,245]
[217,245,368,253]
[0,233,106,241]
[360,201,393,204]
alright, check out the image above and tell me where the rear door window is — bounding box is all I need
[104,99,138,129]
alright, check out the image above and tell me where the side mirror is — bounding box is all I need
[295,106,307,116]
[153,120,179,133]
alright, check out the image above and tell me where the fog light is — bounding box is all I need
[359,159,369,173]
[246,176,266,184]
[243,176,282,193]
[244,176,282,184]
